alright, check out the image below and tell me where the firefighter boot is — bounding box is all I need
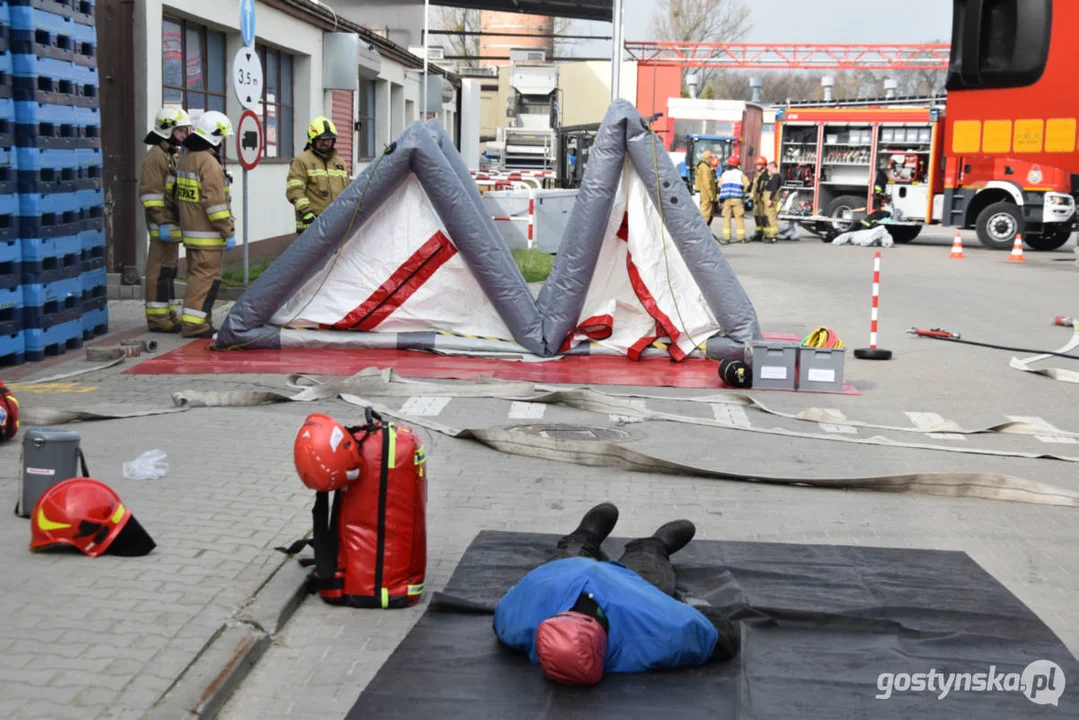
[554,502,620,560]
[651,519,696,555]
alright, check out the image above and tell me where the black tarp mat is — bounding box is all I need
[347,531,1078,719]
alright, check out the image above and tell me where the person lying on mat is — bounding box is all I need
[493,503,741,686]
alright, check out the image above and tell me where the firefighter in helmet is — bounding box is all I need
[748,156,770,242]
[139,107,192,332]
[286,116,350,234]
[694,150,719,226]
[175,111,234,339]
[718,156,750,243]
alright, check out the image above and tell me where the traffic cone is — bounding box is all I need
[948,231,964,259]
[1008,233,1026,263]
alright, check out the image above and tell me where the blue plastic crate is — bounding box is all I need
[16,146,100,192]
[0,236,21,289]
[8,7,75,61]
[70,63,97,105]
[23,316,81,361]
[79,263,104,294]
[78,225,103,252]
[0,283,24,336]
[21,270,79,324]
[7,0,90,26]
[10,52,76,81]
[79,294,105,338]
[0,201,14,244]
[73,105,98,145]
[0,284,25,332]
[0,329,26,367]
[11,61,93,107]
[0,193,15,218]
[20,232,80,280]
[0,48,11,101]
[0,98,13,147]
[19,189,79,216]
[70,17,94,66]
[14,100,78,148]
[0,150,14,195]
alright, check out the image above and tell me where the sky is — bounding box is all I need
[566,0,954,58]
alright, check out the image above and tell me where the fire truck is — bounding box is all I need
[944,0,1079,195]
[774,102,1077,250]
[665,98,764,177]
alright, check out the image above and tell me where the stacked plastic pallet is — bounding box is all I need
[0,0,106,367]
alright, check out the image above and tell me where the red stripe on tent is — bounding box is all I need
[559,314,615,353]
[625,251,686,361]
[333,231,458,331]
[616,212,629,241]
[577,314,614,340]
[628,329,660,361]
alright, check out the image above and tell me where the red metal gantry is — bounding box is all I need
[623,42,951,71]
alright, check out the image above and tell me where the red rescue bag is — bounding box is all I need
[281,407,427,608]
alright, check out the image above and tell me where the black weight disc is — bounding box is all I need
[853,348,893,360]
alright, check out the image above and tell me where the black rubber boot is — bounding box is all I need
[574,502,619,544]
[552,503,619,561]
[651,519,696,555]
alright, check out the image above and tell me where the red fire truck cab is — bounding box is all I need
[774,104,1076,250]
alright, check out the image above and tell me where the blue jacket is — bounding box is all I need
[493,557,718,673]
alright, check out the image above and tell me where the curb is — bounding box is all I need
[146,557,311,720]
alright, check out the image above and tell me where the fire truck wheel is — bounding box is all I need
[975,201,1024,250]
[823,195,863,234]
[1023,226,1073,251]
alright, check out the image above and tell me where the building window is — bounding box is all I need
[255,45,294,158]
[162,16,226,119]
[357,77,376,160]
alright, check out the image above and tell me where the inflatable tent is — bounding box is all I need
[214,101,762,361]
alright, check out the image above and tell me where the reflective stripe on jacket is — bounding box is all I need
[175,149,233,248]
[138,143,179,238]
[286,149,349,229]
[719,169,749,201]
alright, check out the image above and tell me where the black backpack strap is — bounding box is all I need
[77,448,90,477]
[311,489,344,591]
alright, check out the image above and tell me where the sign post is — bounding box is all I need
[236,110,263,286]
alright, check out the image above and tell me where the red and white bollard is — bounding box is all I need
[854,249,893,360]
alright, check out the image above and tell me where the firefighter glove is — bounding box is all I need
[225,235,236,251]
[302,211,316,226]
[158,225,173,243]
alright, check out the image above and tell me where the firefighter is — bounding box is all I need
[748,156,770,242]
[175,111,234,339]
[286,116,350,234]
[860,165,892,229]
[138,107,192,332]
[718,157,750,243]
[763,161,783,242]
[694,150,719,226]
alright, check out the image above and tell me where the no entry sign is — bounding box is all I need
[237,110,263,171]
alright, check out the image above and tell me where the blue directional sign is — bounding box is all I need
[240,0,256,47]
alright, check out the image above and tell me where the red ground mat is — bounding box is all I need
[125,339,860,394]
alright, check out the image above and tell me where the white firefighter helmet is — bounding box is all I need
[192,111,234,147]
[151,107,193,139]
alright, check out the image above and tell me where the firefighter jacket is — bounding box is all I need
[749,170,770,204]
[765,172,782,205]
[138,142,179,240]
[719,168,750,201]
[175,150,234,249]
[286,148,350,230]
[694,161,718,204]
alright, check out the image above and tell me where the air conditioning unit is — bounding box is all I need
[509,48,547,62]
[460,65,499,78]
[409,45,445,61]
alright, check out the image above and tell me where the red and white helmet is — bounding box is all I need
[294,413,362,492]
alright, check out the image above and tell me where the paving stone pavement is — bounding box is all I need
[1,229,1077,720]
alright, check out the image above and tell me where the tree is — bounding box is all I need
[650,0,752,89]
[434,8,480,62]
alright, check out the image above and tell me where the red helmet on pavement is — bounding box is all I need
[755,155,767,166]
[0,380,19,443]
[30,478,156,557]
[535,611,608,686]
[294,413,362,492]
